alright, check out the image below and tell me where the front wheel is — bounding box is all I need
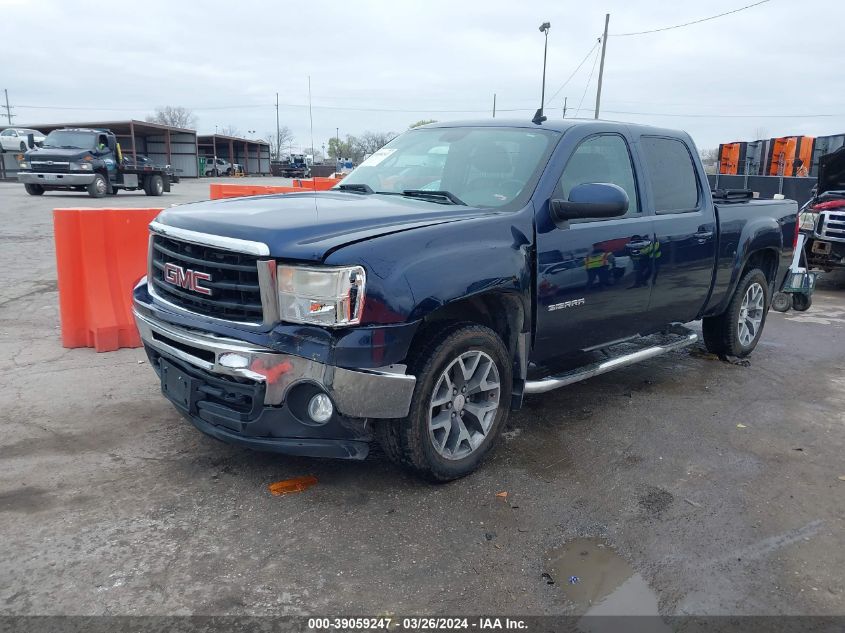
[702,268,769,358]
[87,174,108,198]
[380,324,512,482]
[24,184,45,196]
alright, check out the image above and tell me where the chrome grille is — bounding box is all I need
[30,160,70,173]
[150,234,265,323]
[819,211,845,241]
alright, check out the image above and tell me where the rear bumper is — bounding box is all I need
[18,172,95,186]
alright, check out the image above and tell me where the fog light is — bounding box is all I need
[219,353,249,369]
[307,393,334,423]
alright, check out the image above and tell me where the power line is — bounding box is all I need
[12,101,842,120]
[612,0,771,37]
[574,44,601,118]
[547,38,601,103]
[602,109,841,119]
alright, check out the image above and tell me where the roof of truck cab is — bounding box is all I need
[421,118,692,140]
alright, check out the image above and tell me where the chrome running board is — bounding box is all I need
[524,324,698,395]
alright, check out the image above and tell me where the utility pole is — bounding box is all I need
[492,93,496,118]
[3,89,13,125]
[308,76,315,162]
[594,13,610,120]
[562,96,568,119]
[275,92,280,160]
[336,127,340,162]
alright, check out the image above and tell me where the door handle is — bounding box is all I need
[694,230,714,240]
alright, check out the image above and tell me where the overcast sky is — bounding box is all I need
[3,0,843,152]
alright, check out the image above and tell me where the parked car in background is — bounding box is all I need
[133,119,798,481]
[0,128,45,152]
[205,157,241,177]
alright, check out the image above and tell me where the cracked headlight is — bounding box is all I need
[277,265,366,327]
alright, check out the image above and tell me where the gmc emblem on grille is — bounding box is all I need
[163,263,212,296]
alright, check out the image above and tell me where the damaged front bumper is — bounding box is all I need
[133,293,416,459]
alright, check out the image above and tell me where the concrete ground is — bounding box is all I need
[0,178,843,617]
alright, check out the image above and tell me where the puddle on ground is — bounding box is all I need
[545,538,671,631]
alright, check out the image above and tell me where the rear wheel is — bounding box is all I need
[24,184,44,196]
[144,175,164,196]
[381,324,512,482]
[702,268,769,358]
[87,174,108,198]
[792,293,812,312]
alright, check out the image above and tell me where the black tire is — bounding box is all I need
[87,173,108,198]
[226,168,233,176]
[20,141,27,152]
[24,184,44,196]
[702,268,769,358]
[792,293,812,312]
[144,175,164,196]
[384,323,512,482]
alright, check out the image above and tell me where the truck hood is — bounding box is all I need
[155,191,500,261]
[817,146,845,195]
[25,147,93,161]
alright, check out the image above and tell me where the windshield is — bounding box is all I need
[340,126,559,209]
[41,130,97,150]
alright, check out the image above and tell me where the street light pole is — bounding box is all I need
[534,22,551,124]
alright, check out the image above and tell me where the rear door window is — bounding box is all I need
[641,137,700,213]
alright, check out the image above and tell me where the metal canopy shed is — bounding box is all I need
[196,134,271,176]
[3,120,200,178]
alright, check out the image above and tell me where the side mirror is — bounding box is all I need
[551,182,629,221]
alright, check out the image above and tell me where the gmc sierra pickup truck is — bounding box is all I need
[133,120,798,481]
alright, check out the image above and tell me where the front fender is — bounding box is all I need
[325,209,534,331]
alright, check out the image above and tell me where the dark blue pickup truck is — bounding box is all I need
[133,120,798,481]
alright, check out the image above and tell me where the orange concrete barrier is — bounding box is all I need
[209,183,301,200]
[53,207,162,352]
[292,177,341,191]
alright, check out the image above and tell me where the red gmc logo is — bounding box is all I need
[163,263,212,296]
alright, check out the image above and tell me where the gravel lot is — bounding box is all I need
[0,178,843,617]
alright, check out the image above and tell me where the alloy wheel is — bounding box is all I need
[738,282,765,346]
[428,350,501,460]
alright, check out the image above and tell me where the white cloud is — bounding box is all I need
[3,0,844,150]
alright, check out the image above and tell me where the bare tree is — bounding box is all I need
[752,127,769,141]
[146,106,197,129]
[265,126,295,160]
[218,125,241,138]
[699,148,719,174]
[356,131,396,155]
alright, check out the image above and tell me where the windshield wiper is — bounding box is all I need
[401,190,466,206]
[336,183,373,194]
